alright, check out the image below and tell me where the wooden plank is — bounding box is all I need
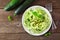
[0,33,59,40]
[51,9,60,33]
[0,0,60,9]
[51,0,60,9]
[43,33,60,40]
[0,33,43,40]
[0,0,10,8]
[0,9,25,33]
[0,0,60,40]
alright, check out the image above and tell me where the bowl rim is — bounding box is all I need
[22,5,52,36]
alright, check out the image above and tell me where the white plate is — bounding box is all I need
[22,5,52,36]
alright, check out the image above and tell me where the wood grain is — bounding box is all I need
[0,0,10,8]
[0,9,25,33]
[0,0,60,40]
[0,33,59,40]
[0,0,60,9]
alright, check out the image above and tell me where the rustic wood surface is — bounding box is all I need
[0,0,60,40]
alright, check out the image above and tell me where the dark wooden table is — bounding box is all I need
[0,0,60,40]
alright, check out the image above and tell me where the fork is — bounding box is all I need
[45,3,57,30]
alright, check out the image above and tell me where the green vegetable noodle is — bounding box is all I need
[23,7,51,34]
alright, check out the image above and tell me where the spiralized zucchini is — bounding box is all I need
[23,8,51,34]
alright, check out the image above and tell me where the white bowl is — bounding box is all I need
[22,5,52,36]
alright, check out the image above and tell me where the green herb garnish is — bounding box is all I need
[8,16,13,21]
[44,32,52,37]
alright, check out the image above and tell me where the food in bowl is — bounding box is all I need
[22,6,52,36]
